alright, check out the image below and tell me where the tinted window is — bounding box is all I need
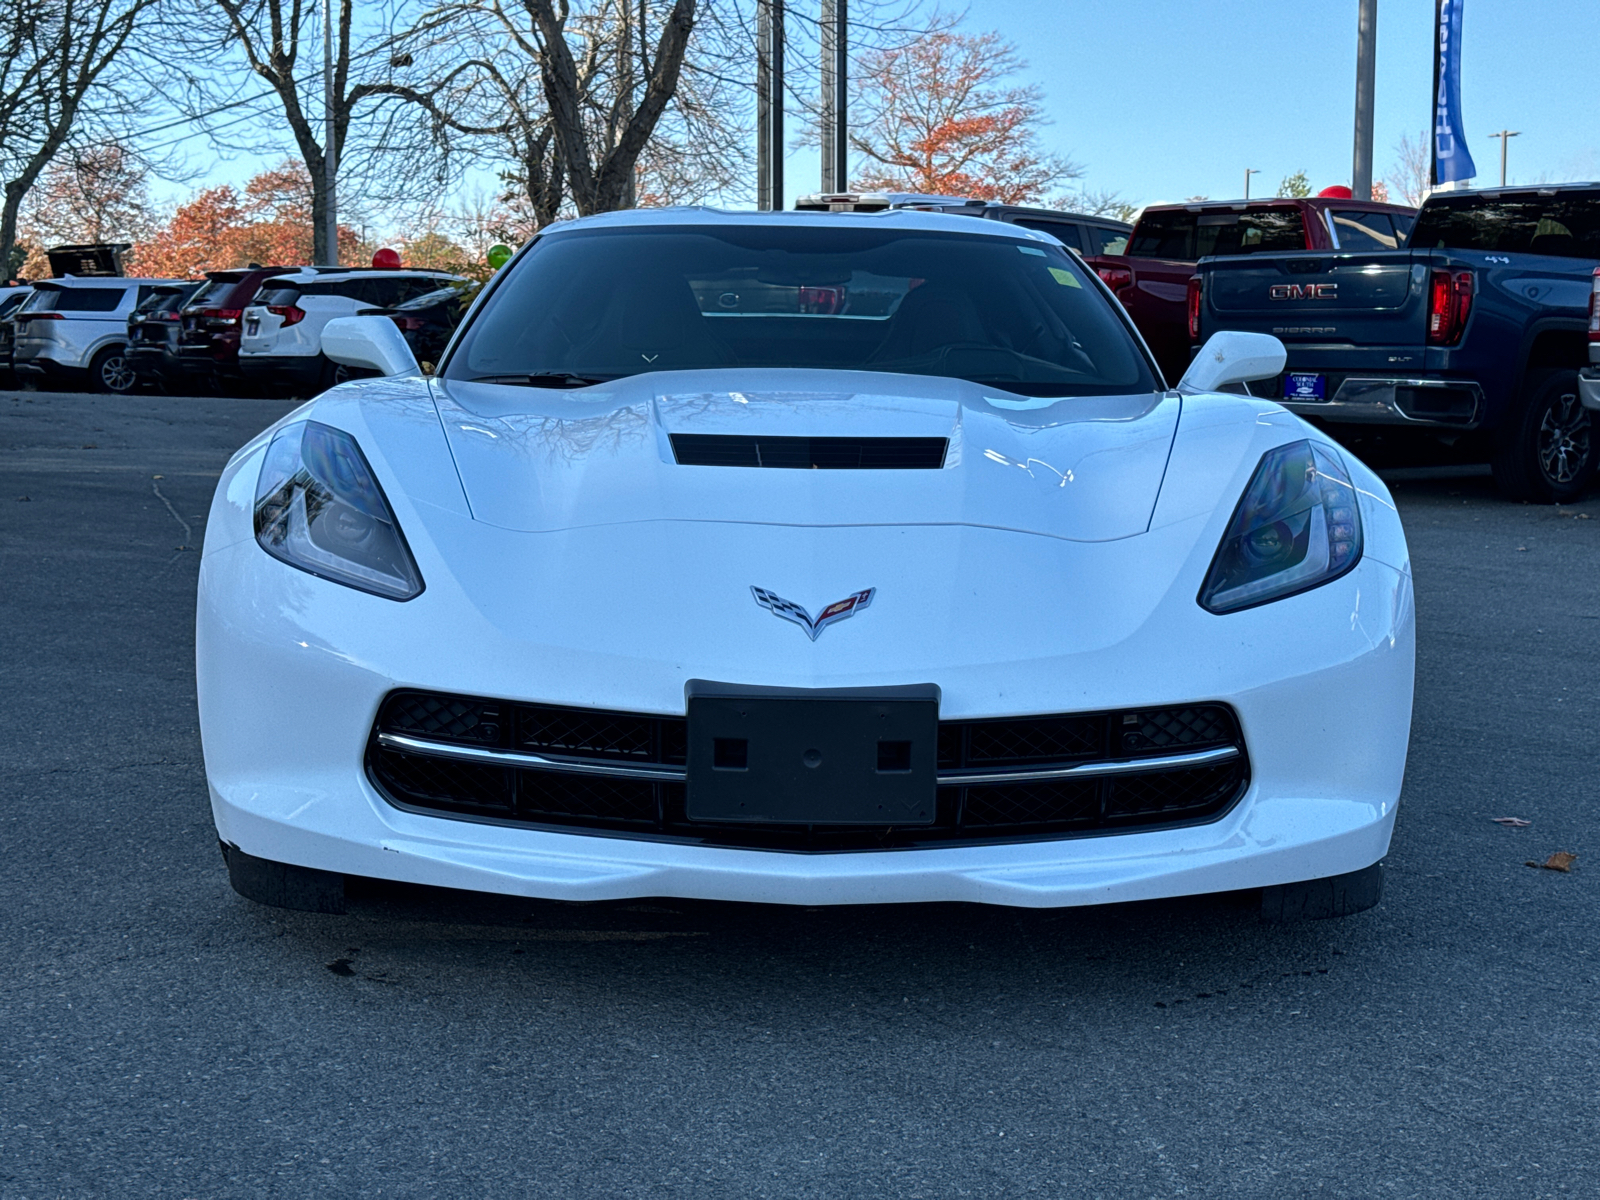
[447,225,1158,398]
[1393,213,1416,240]
[1011,218,1082,250]
[1409,193,1600,259]
[188,278,239,308]
[1130,208,1306,259]
[26,287,125,313]
[1087,226,1130,255]
[0,292,30,317]
[134,286,191,316]
[1331,210,1400,250]
[256,286,302,307]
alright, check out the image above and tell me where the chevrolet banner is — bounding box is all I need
[1431,0,1477,186]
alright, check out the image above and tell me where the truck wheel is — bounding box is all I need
[1491,369,1595,503]
[88,344,139,395]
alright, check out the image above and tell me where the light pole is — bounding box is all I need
[1244,169,1260,200]
[1488,130,1520,186]
[322,0,338,264]
[1351,0,1377,200]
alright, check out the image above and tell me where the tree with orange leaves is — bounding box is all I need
[849,29,1079,204]
[129,161,360,277]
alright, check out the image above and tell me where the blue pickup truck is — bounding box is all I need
[1190,183,1600,501]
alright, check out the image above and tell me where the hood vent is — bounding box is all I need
[670,434,948,470]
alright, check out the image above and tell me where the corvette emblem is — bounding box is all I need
[751,586,875,641]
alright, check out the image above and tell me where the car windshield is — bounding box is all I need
[445,224,1158,396]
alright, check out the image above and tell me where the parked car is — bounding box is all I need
[12,277,180,393]
[795,191,1132,256]
[177,267,298,392]
[127,281,203,392]
[1191,182,1600,502]
[0,284,34,384]
[1086,194,1418,383]
[239,267,464,394]
[204,207,1413,924]
[357,278,484,369]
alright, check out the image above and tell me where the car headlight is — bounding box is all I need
[253,420,424,600]
[1199,439,1362,614]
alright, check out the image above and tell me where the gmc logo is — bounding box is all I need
[1270,283,1338,300]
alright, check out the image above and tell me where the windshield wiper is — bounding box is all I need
[469,372,616,388]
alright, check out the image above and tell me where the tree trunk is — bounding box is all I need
[0,182,26,281]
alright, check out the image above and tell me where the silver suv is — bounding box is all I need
[13,277,181,393]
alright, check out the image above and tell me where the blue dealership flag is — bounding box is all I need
[1431,0,1477,186]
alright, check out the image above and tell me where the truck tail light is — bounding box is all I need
[1588,267,1599,344]
[1096,266,1133,296]
[1426,269,1473,346]
[1187,276,1202,342]
[267,304,305,326]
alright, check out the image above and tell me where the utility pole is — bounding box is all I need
[755,0,785,210]
[1352,0,1377,201]
[1244,168,1260,200]
[819,0,848,191]
[1488,130,1520,186]
[322,0,338,264]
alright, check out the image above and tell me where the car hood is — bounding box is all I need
[428,369,1180,543]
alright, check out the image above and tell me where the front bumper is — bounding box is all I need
[199,524,1415,910]
[1580,367,1600,412]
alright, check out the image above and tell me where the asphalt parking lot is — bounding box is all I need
[2,391,1597,1199]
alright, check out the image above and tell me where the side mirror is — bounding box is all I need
[321,315,420,377]
[1177,331,1287,394]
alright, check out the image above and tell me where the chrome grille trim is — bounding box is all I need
[377,730,1239,786]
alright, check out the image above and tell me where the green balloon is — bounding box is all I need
[487,243,513,270]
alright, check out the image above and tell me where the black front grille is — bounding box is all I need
[670,434,948,470]
[367,691,1248,852]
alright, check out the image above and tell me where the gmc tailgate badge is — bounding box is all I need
[751,586,875,641]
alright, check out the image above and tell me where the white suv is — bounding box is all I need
[13,277,180,393]
[239,268,461,394]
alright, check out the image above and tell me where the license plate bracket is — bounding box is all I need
[1284,372,1326,400]
[685,680,939,825]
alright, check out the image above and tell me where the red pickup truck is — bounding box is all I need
[1085,195,1416,383]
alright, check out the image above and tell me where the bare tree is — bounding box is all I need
[0,0,160,276]
[165,0,454,263]
[1386,130,1430,207]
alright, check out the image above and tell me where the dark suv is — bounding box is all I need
[127,281,202,392]
[176,267,297,391]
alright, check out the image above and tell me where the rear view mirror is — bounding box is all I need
[321,316,420,377]
[1178,331,1287,394]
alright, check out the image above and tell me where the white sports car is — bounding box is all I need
[197,208,1414,920]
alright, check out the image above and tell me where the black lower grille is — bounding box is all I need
[367,690,1249,851]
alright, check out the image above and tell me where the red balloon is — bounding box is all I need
[371,247,402,269]
[1317,185,1354,199]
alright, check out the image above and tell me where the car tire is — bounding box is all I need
[1260,860,1383,921]
[88,344,139,395]
[1491,368,1595,503]
[222,842,347,913]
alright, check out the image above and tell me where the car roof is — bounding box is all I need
[544,205,1069,243]
[34,277,177,287]
[265,267,462,282]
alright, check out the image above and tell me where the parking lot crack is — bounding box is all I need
[151,479,193,549]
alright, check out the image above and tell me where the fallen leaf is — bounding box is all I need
[1526,852,1577,872]
[1492,817,1531,827]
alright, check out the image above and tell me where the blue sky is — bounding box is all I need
[166,0,1600,224]
[786,0,1600,208]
